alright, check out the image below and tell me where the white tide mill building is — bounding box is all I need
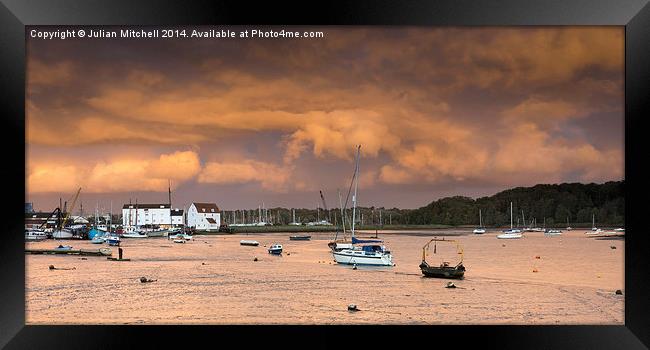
[122,203,171,228]
[187,202,221,231]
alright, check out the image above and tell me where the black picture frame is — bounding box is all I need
[1,0,648,348]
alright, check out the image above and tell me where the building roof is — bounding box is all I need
[205,217,217,224]
[192,202,220,213]
[122,203,171,209]
[171,209,184,216]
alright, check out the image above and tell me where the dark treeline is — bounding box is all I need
[403,181,624,227]
[221,181,624,227]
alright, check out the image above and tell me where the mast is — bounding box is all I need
[135,198,139,229]
[521,210,525,229]
[351,145,361,238]
[169,180,172,228]
[338,189,346,238]
[592,213,595,229]
[110,200,112,233]
[510,202,513,229]
[479,209,482,227]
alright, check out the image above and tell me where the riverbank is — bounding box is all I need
[26,230,623,324]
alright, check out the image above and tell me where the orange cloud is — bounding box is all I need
[27,151,201,193]
[198,160,292,191]
[28,59,73,86]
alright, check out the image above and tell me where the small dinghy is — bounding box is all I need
[419,238,466,279]
[240,240,259,246]
[106,235,120,246]
[173,239,186,244]
[54,245,73,251]
[268,244,283,254]
[289,235,311,241]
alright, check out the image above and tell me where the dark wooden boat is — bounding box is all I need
[419,237,466,279]
[419,261,465,279]
[289,235,311,241]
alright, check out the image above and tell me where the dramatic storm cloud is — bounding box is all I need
[26,26,623,210]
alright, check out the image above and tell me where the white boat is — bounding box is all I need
[106,234,120,246]
[585,214,601,235]
[614,228,625,232]
[473,209,486,234]
[544,229,562,236]
[585,229,603,236]
[240,240,259,246]
[332,145,394,267]
[122,232,148,238]
[497,202,523,239]
[52,229,74,239]
[169,233,193,241]
[173,238,186,244]
[288,209,301,225]
[268,244,283,254]
[25,229,47,241]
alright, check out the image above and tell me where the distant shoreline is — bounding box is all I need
[198,223,619,235]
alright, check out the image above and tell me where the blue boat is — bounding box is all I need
[268,244,283,255]
[88,228,107,240]
[107,235,120,246]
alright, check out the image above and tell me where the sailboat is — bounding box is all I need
[288,209,301,226]
[52,188,82,239]
[123,200,148,238]
[472,209,486,234]
[497,202,522,239]
[585,213,602,235]
[332,145,394,266]
[88,203,107,241]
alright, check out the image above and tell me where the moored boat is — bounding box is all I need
[268,244,283,254]
[52,229,74,239]
[289,235,311,241]
[122,232,148,238]
[472,209,486,234]
[331,145,394,267]
[106,234,120,246]
[419,237,465,279]
[240,240,259,246]
[25,229,47,242]
[544,229,562,236]
[497,202,523,239]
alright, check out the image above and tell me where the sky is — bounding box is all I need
[26,26,624,213]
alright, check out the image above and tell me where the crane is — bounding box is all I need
[61,187,82,228]
[319,190,330,223]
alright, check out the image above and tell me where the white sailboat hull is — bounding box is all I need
[52,230,74,239]
[472,228,486,234]
[333,249,394,266]
[544,232,562,236]
[497,232,523,239]
[122,233,148,238]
